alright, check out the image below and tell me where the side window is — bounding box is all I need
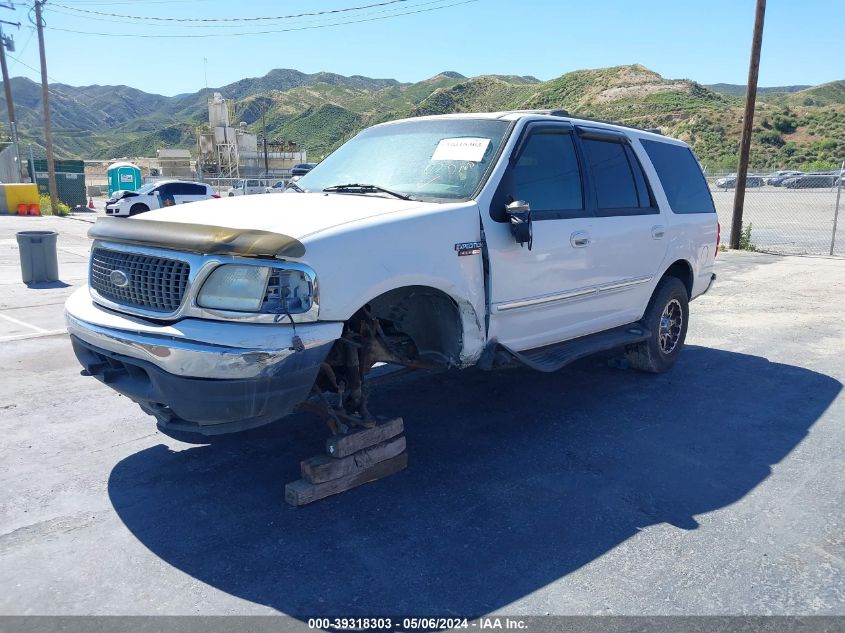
[511,130,583,215]
[182,183,205,195]
[582,138,655,214]
[247,179,260,188]
[640,139,716,214]
[169,183,192,196]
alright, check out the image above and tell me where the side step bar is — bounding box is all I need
[503,323,651,373]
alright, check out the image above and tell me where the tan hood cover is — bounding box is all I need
[88,216,306,259]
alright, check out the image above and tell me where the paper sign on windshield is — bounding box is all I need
[431,137,491,162]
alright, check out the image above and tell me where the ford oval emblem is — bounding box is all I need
[110,270,130,288]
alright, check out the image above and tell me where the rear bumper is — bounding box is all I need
[65,287,343,435]
[701,273,717,296]
[692,271,717,300]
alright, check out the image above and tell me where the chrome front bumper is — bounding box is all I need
[65,287,344,435]
[65,287,342,380]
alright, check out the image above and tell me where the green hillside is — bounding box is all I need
[4,65,844,170]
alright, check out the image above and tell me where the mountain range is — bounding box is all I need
[2,64,843,171]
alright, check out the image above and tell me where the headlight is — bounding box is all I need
[197,265,270,312]
[197,264,315,314]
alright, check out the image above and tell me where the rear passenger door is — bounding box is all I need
[574,127,668,324]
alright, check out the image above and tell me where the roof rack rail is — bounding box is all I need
[500,108,571,118]
[502,110,664,135]
[567,114,664,135]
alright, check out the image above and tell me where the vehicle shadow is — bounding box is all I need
[107,346,841,617]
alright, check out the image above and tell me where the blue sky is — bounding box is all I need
[3,0,840,96]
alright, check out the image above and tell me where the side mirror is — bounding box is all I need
[505,200,533,250]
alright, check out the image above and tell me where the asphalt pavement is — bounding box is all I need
[0,210,843,617]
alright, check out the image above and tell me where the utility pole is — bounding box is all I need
[730,0,766,249]
[262,97,269,178]
[34,0,58,211]
[0,17,22,181]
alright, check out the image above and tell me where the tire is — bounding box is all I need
[128,203,149,216]
[625,276,689,373]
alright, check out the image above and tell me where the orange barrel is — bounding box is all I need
[17,203,27,216]
[29,204,41,216]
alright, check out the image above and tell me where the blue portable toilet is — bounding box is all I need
[107,161,142,196]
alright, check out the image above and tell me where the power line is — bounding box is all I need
[66,0,216,4]
[43,0,477,38]
[5,52,99,111]
[47,0,455,30]
[52,0,410,22]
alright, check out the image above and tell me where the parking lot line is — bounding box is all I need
[0,311,51,333]
[0,329,67,343]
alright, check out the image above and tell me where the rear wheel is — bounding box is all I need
[128,203,149,216]
[625,277,689,373]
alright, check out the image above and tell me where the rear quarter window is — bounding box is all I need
[640,139,715,214]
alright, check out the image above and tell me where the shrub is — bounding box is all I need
[800,159,839,172]
[38,193,71,217]
[755,130,784,147]
[739,223,755,251]
[772,116,797,134]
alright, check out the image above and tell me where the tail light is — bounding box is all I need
[715,222,721,256]
[212,194,220,199]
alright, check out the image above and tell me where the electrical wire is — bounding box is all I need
[43,0,477,38]
[46,0,457,30]
[5,52,100,113]
[52,0,410,22]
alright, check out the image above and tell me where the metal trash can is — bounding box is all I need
[16,230,59,283]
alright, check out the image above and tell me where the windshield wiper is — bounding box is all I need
[286,181,306,193]
[322,183,413,200]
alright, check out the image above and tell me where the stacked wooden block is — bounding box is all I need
[285,417,408,506]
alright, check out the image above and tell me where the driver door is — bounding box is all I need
[484,122,599,351]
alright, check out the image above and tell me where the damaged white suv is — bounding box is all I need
[66,110,718,438]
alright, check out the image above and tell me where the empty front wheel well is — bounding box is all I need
[662,260,693,298]
[358,286,464,366]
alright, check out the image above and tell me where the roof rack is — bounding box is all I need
[499,110,664,135]
[499,108,570,118]
[568,114,664,135]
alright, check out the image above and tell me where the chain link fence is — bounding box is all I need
[705,165,845,256]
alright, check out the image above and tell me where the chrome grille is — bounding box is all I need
[90,247,190,313]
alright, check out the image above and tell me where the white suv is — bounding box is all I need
[104,180,218,217]
[67,110,718,438]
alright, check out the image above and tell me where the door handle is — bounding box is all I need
[651,225,666,240]
[570,231,591,248]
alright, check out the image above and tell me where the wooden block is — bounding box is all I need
[302,436,406,484]
[285,452,408,506]
[325,417,403,458]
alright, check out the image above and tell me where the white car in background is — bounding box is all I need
[105,180,218,217]
[227,179,265,196]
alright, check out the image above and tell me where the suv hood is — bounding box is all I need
[132,191,432,242]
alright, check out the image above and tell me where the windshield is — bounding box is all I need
[135,183,157,194]
[297,118,511,202]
